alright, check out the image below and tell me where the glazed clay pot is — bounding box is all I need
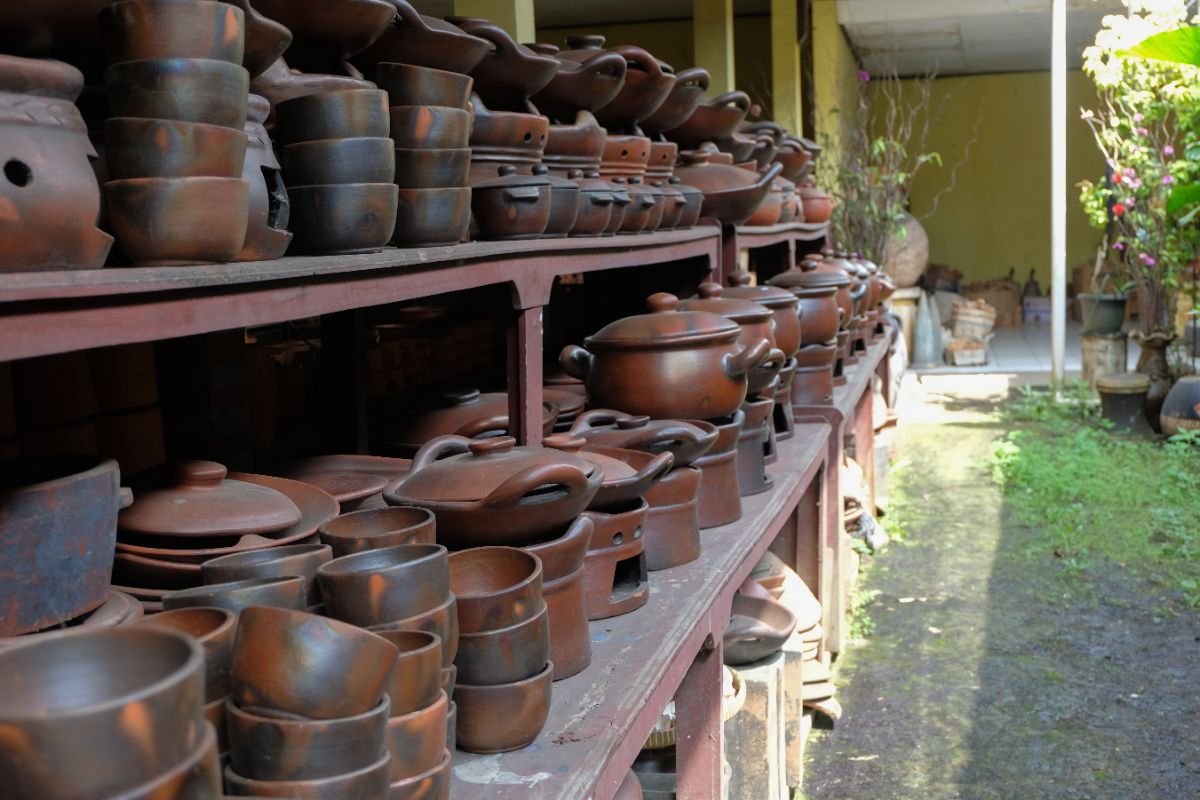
[529,41,627,123]
[100,0,245,64]
[274,89,390,145]
[453,661,553,754]
[560,293,772,421]
[641,67,711,135]
[236,93,292,261]
[520,516,593,680]
[451,17,558,113]
[317,543,449,627]
[353,1,491,77]
[582,500,650,619]
[318,506,436,557]
[250,0,396,74]
[673,151,782,226]
[691,411,743,528]
[471,165,552,240]
[664,90,751,147]
[725,271,803,357]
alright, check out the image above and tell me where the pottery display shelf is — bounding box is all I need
[450,422,834,800]
[700,219,830,284]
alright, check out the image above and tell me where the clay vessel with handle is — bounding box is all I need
[664,90,751,147]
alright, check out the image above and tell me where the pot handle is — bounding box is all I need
[707,90,751,113]
[837,307,847,328]
[750,161,783,191]
[410,434,474,471]
[504,186,542,203]
[631,450,675,484]
[582,51,628,80]
[482,462,592,509]
[760,347,787,374]
[723,338,772,379]
[559,345,593,381]
[589,191,614,207]
[447,18,512,51]
[674,67,710,92]
[569,409,628,432]
[611,45,664,76]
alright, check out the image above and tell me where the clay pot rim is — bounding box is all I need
[226,694,390,728]
[287,181,397,192]
[224,748,390,790]
[104,115,246,138]
[448,546,542,602]
[105,175,250,190]
[320,505,435,538]
[457,600,547,642]
[385,687,448,727]
[281,135,395,151]
[367,591,456,631]
[371,628,441,658]
[167,574,304,600]
[454,659,553,691]
[0,456,117,494]
[317,542,447,576]
[389,748,451,789]
[132,605,236,643]
[202,542,331,571]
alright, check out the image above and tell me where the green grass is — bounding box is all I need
[992,385,1200,610]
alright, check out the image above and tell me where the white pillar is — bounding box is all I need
[1051,0,1067,387]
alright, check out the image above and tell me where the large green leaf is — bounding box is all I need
[1122,26,1200,66]
[1166,182,1200,216]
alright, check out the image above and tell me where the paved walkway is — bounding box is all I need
[803,375,1200,800]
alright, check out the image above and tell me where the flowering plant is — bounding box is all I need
[1078,0,1200,337]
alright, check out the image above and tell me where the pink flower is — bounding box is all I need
[1137,127,1149,136]
[857,70,870,82]
[1113,242,1126,251]
[1139,253,1157,266]
[1163,174,1175,185]
[1164,145,1175,156]
[1134,113,1145,122]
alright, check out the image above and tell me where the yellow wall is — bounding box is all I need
[811,0,860,165]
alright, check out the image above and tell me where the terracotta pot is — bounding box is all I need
[455,601,549,685]
[110,719,222,800]
[520,516,592,680]
[388,389,558,456]
[642,67,710,135]
[664,90,751,146]
[391,186,472,246]
[389,749,451,800]
[369,593,459,668]
[673,177,704,228]
[692,412,743,528]
[567,411,717,467]
[236,93,292,261]
[541,166,582,237]
[542,111,607,173]
[250,57,376,110]
[251,0,395,73]
[202,543,332,605]
[353,1,491,77]
[282,137,396,186]
[642,464,702,570]
[453,661,553,753]
[287,182,398,255]
[724,593,797,665]
[736,395,774,497]
[673,150,782,226]
[604,183,632,235]
[318,543,449,627]
[469,165,552,239]
[799,184,833,223]
[544,435,674,511]
[392,147,470,189]
[600,134,652,179]
[0,627,205,799]
[724,271,803,357]
[231,606,398,720]
[105,117,246,180]
[375,63,473,109]
[451,17,558,113]
[582,501,649,619]
[224,750,390,798]
[371,629,442,717]
[163,575,307,613]
[529,42,627,123]
[389,105,470,149]
[448,546,544,633]
[467,101,548,175]
[385,690,448,780]
[385,435,602,547]
[770,256,851,336]
[773,139,811,183]
[226,696,390,781]
[134,606,237,700]
[274,89,390,145]
[745,176,789,226]
[678,281,787,396]
[319,506,436,557]
[100,0,245,64]
[105,58,249,129]
[105,176,249,265]
[587,41,674,132]
[569,169,614,236]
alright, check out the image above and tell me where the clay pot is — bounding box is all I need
[274,89,390,145]
[354,1,491,76]
[544,435,674,510]
[100,0,245,64]
[542,110,607,173]
[692,411,743,528]
[541,166,582,237]
[236,93,292,261]
[673,151,782,226]
[287,182,398,255]
[251,0,396,73]
[455,602,549,685]
[385,435,602,547]
[678,280,787,394]
[225,0,292,79]
[319,506,436,557]
[641,67,711,135]
[567,411,717,467]
[231,606,399,720]
[664,90,751,147]
[250,57,376,110]
[317,543,450,627]
[282,137,396,185]
[389,749,451,800]
[773,138,811,183]
[582,501,650,619]
[799,184,833,223]
[642,463,702,570]
[134,606,237,700]
[0,627,205,799]
[163,575,307,613]
[745,175,790,226]
[600,134,652,179]
[569,169,614,236]
[529,43,627,123]
[369,592,459,668]
[105,58,249,129]
[520,516,593,679]
[224,750,390,798]
[736,395,774,496]
[723,594,798,665]
[1160,375,1200,435]
[769,256,851,338]
[586,41,674,132]
[448,546,544,633]
[673,177,704,228]
[384,690,448,780]
[451,17,558,113]
[111,719,222,800]
[375,63,473,109]
[389,105,471,149]
[392,147,470,189]
[468,101,548,177]
[105,176,249,265]
[391,186,472,246]
[226,696,390,781]
[470,165,552,240]
[371,629,442,717]
[453,661,553,753]
[105,117,246,179]
[389,389,558,454]
[202,543,333,605]
[560,292,772,421]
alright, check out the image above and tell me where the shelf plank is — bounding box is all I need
[733,221,829,246]
[450,422,832,800]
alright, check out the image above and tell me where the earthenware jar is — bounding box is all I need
[528,41,627,123]
[450,17,558,113]
[725,270,803,357]
[678,282,787,396]
[641,66,711,136]
[664,90,751,147]
[798,181,833,223]
[471,165,553,240]
[353,1,491,78]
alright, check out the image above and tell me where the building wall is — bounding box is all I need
[812,0,860,165]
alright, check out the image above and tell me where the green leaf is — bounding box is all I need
[1166,182,1200,216]
[1122,26,1200,67]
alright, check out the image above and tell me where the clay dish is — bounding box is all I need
[280,137,395,186]
[354,1,491,76]
[319,506,436,557]
[385,690,448,779]
[375,63,473,109]
[273,89,390,144]
[641,67,710,135]
[223,749,391,798]
[100,0,245,64]
[393,147,471,189]
[448,546,543,634]
[279,472,388,512]
[105,177,249,266]
[723,594,797,666]
[134,606,237,699]
[317,543,449,627]
[370,629,442,717]
[664,90,751,147]
[252,0,396,73]
[529,45,627,123]
[369,593,458,667]
[593,44,675,132]
[106,719,222,800]
[201,543,333,605]
[389,749,451,800]
[389,105,471,149]
[105,58,250,129]
[453,661,553,753]
[105,117,246,180]
[455,601,549,685]
[391,187,472,246]
[287,183,398,255]
[163,575,306,613]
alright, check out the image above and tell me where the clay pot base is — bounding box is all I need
[773,360,797,439]
[541,566,592,680]
[692,413,743,529]
[582,502,650,620]
[642,465,702,571]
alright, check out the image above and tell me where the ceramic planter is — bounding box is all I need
[1078,292,1127,335]
[453,662,553,753]
[202,543,332,605]
[274,89,390,145]
[317,543,450,627]
[448,546,544,633]
[455,602,550,685]
[319,506,436,557]
[582,501,650,619]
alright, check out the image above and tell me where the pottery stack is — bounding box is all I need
[274,88,398,255]
[769,255,848,409]
[100,0,252,266]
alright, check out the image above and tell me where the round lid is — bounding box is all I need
[1096,372,1151,394]
[677,282,773,325]
[543,388,586,418]
[394,389,557,444]
[397,436,598,503]
[477,164,552,189]
[120,461,302,537]
[534,164,582,190]
[0,55,84,101]
[723,271,799,311]
[767,256,850,289]
[543,434,636,483]
[571,169,614,193]
[583,293,742,349]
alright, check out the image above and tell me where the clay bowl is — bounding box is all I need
[448,547,543,634]
[201,543,333,605]
[376,63,473,109]
[522,515,592,582]
[317,543,449,627]
[282,138,396,186]
[134,606,237,699]
[441,664,457,696]
[273,89,390,145]
[453,661,553,754]
[106,58,249,129]
[371,629,442,717]
[224,749,391,798]
[232,606,398,720]
[723,594,798,666]
[163,575,307,613]
[455,601,549,685]
[287,183,398,256]
[0,627,205,799]
[104,117,246,180]
[391,187,472,247]
[100,0,245,64]
[385,690,448,780]
[369,593,459,667]
[252,0,396,73]
[105,176,249,266]
[389,105,471,149]
[353,1,491,76]
[226,696,390,781]
[389,749,451,800]
[393,147,471,189]
[319,506,436,557]
[109,719,222,800]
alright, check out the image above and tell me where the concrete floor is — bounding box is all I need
[917,321,1140,377]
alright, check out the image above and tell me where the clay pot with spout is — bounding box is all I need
[590,40,675,133]
[353,1,491,78]
[674,150,782,226]
[664,90,751,147]
[449,17,558,114]
[678,282,787,396]
[528,39,628,124]
[641,66,710,136]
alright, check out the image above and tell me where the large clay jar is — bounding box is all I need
[528,40,627,124]
[1159,375,1200,436]
[236,93,291,261]
[0,56,112,271]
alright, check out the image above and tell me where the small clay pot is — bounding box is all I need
[231,606,399,720]
[226,696,390,781]
[453,662,553,754]
[693,412,743,528]
[105,57,250,129]
[385,690,448,780]
[455,601,549,685]
[163,575,306,613]
[389,105,471,149]
[282,137,396,186]
[104,117,247,180]
[541,166,581,238]
[105,176,249,266]
[317,543,449,627]
[393,147,471,189]
[287,183,398,256]
[521,514,592,581]
[223,749,390,798]
[109,719,222,800]
[470,165,551,240]
[389,749,451,800]
[274,89,390,145]
[201,543,333,606]
[100,0,245,64]
[448,547,543,633]
[369,593,459,668]
[371,629,442,717]
[319,506,437,557]
[376,63,473,109]
[391,187,472,246]
[723,594,797,665]
[134,606,237,700]
[569,169,614,237]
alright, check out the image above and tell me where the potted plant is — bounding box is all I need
[1077,250,1130,335]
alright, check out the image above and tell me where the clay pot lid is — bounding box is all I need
[398,436,599,503]
[542,388,586,417]
[0,55,84,100]
[292,472,389,505]
[534,164,581,191]
[769,257,850,289]
[120,461,302,538]
[543,434,636,482]
[396,388,557,443]
[670,176,703,196]
[584,292,741,349]
[723,271,799,310]
[677,282,773,325]
[567,411,717,466]
[1097,372,1151,394]
[476,164,551,189]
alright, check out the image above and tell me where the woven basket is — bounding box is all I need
[643,667,747,749]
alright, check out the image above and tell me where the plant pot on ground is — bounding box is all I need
[1078,292,1127,335]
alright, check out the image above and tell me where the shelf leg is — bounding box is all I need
[320,309,368,453]
[720,225,739,284]
[675,634,726,800]
[506,306,544,446]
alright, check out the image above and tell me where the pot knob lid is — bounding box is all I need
[566,34,606,50]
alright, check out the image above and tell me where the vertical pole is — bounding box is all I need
[506,306,544,446]
[1051,0,1067,387]
[675,635,726,799]
[770,0,802,134]
[693,0,735,95]
[452,0,535,42]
